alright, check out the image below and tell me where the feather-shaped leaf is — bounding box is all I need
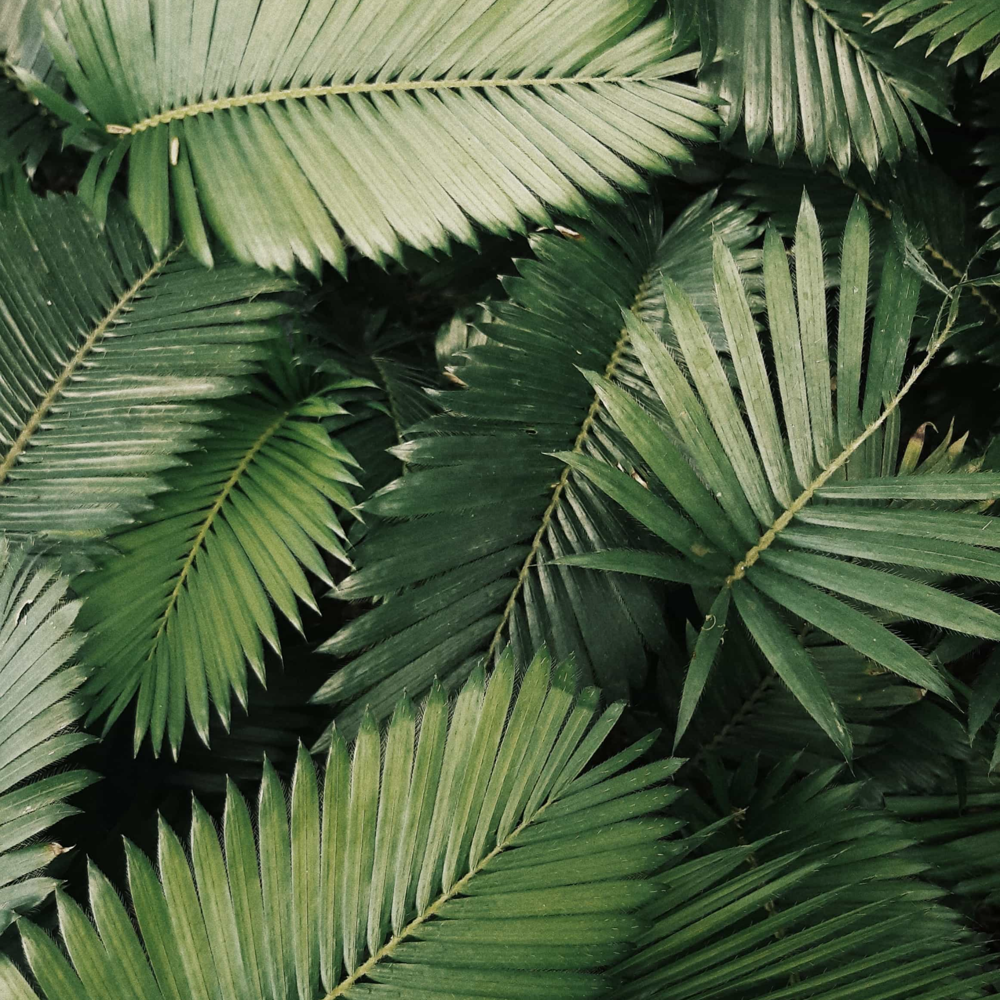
[558,192,1000,758]
[4,650,674,1000]
[0,189,294,549]
[315,193,761,741]
[700,0,953,174]
[873,0,1000,81]
[34,0,722,273]
[0,537,98,934]
[73,357,361,757]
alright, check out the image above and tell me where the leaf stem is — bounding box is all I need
[0,244,182,486]
[484,267,657,663]
[724,313,957,587]
[107,73,648,136]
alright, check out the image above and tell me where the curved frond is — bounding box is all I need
[618,759,995,999]
[3,650,674,1000]
[0,537,98,934]
[559,192,1000,758]
[701,0,952,174]
[873,0,1000,81]
[0,190,294,548]
[35,0,721,273]
[315,193,760,740]
[73,359,361,757]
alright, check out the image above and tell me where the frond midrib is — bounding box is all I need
[143,407,290,664]
[724,311,953,587]
[0,243,183,486]
[484,264,658,663]
[322,799,553,999]
[108,72,656,136]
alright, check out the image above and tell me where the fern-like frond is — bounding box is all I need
[314,193,760,740]
[701,0,952,174]
[73,358,362,757]
[0,537,98,934]
[873,0,1000,81]
[619,759,995,999]
[0,190,294,548]
[559,192,1000,759]
[31,0,721,274]
[1,649,674,1000]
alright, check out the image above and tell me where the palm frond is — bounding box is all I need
[700,0,952,174]
[2,649,674,1000]
[315,193,761,740]
[29,0,723,274]
[0,537,98,934]
[618,758,995,1000]
[872,0,1000,81]
[72,356,363,757]
[0,189,295,549]
[0,0,65,177]
[558,192,1000,759]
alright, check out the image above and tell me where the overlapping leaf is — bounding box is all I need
[73,359,362,757]
[618,758,996,1000]
[315,193,760,740]
[873,0,1000,81]
[0,0,66,177]
[0,189,294,549]
[700,0,952,174]
[0,537,98,934]
[33,0,721,274]
[559,192,1000,759]
[1,650,674,1000]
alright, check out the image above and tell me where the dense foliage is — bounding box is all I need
[3,1,1000,997]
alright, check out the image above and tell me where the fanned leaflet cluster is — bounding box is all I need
[0,539,97,935]
[560,192,1000,757]
[315,193,760,740]
[31,0,722,274]
[72,358,364,757]
[0,651,676,1000]
[872,0,1000,81]
[0,188,293,548]
[699,0,952,174]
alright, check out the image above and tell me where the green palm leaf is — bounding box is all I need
[700,0,952,174]
[315,193,760,740]
[558,192,1000,758]
[0,189,294,549]
[974,86,1000,254]
[1,649,674,1000]
[73,358,363,757]
[0,0,66,177]
[0,537,98,934]
[29,0,720,273]
[873,0,1000,81]
[618,758,996,999]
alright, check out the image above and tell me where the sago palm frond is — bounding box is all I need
[0,189,295,549]
[30,0,721,274]
[1,649,675,1000]
[700,0,953,174]
[872,0,1000,81]
[0,537,98,934]
[620,758,996,1000]
[559,192,1000,759]
[315,193,760,740]
[72,357,364,757]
